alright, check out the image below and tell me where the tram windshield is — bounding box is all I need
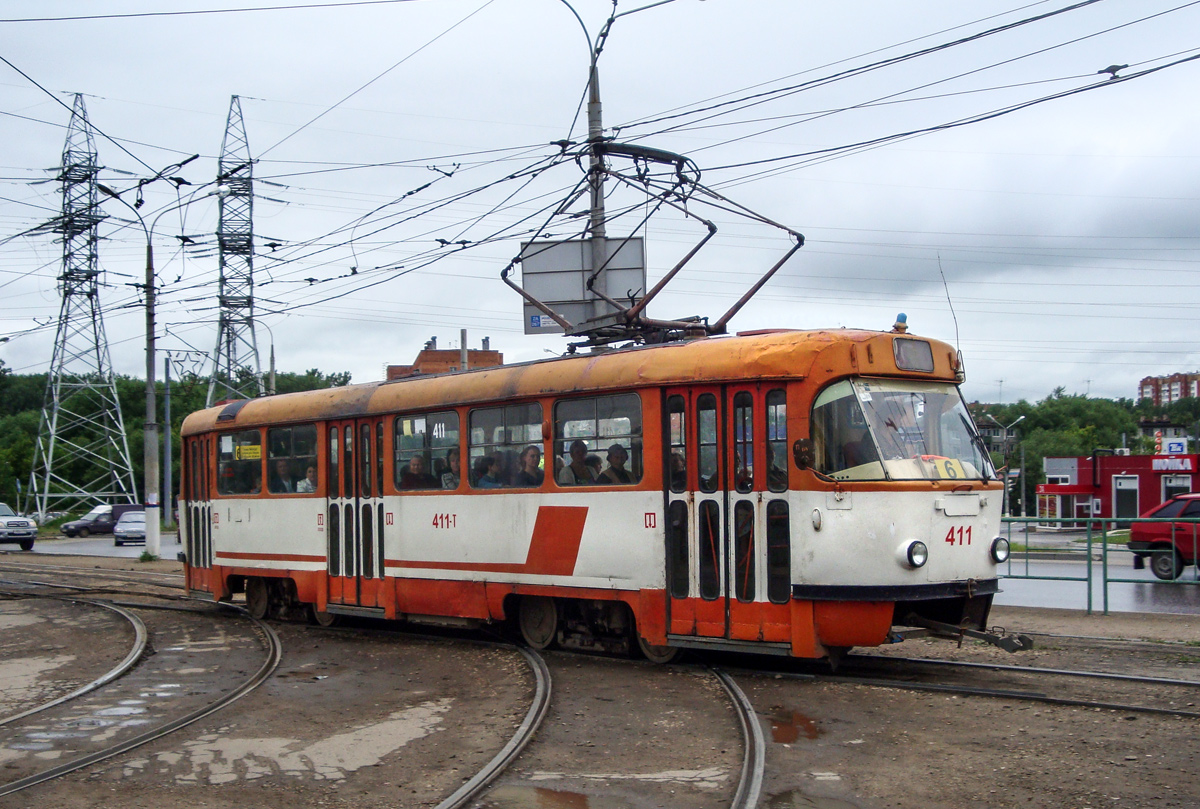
[811,378,993,482]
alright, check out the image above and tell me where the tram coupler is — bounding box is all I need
[903,614,1034,653]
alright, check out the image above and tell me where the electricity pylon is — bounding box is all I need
[205,95,263,406]
[26,94,137,517]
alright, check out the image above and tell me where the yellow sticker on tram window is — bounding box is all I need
[934,458,966,480]
[235,445,262,461]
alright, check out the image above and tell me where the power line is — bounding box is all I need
[0,0,423,24]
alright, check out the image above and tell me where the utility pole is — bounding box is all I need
[206,95,263,406]
[163,355,173,529]
[26,94,137,517]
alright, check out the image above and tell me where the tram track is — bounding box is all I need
[0,559,184,591]
[0,596,148,729]
[720,652,1200,721]
[6,560,1194,807]
[0,591,281,798]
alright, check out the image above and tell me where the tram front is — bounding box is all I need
[793,358,1009,651]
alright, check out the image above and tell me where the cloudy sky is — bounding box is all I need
[2,0,1199,405]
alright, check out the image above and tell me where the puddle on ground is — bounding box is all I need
[767,791,859,809]
[122,698,452,784]
[528,768,726,788]
[0,654,77,706]
[0,607,42,630]
[767,708,823,743]
[478,785,635,808]
[95,706,147,717]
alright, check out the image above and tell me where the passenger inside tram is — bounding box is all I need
[399,454,439,489]
[474,454,503,488]
[440,447,461,489]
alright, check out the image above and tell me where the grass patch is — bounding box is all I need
[37,513,78,536]
[138,550,159,563]
[1102,529,1131,545]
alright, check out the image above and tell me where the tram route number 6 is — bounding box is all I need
[432,513,457,529]
[944,525,972,546]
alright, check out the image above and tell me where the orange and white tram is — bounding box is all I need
[179,326,1012,662]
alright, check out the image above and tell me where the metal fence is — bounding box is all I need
[999,515,1200,614]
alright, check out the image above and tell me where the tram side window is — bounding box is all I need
[697,394,718,493]
[555,393,642,486]
[217,429,263,495]
[733,392,754,494]
[766,389,788,492]
[666,396,687,493]
[267,424,318,494]
[468,403,542,489]
[395,411,460,491]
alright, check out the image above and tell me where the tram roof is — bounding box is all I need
[181,328,958,434]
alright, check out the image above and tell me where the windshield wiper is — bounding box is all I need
[961,413,993,482]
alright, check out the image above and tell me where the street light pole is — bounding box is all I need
[558,0,686,322]
[100,184,227,557]
[985,414,1026,516]
[143,237,160,555]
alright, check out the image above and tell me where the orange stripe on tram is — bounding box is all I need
[392,505,589,575]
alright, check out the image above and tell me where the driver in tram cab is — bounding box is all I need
[399,454,439,489]
[874,404,922,460]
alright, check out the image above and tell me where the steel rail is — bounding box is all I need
[0,560,184,587]
[0,595,148,728]
[849,653,1200,689]
[732,666,1200,721]
[0,601,282,797]
[433,646,552,809]
[713,668,765,809]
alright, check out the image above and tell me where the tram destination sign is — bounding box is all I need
[518,238,646,335]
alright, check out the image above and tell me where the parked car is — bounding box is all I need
[113,511,147,546]
[0,502,37,551]
[61,504,140,538]
[1129,493,1200,580]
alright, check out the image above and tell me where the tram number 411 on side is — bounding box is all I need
[432,513,457,529]
[944,526,973,546]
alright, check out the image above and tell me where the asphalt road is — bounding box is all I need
[29,533,183,560]
[997,556,1200,615]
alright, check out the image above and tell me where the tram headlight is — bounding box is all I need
[990,536,1010,564]
[905,541,928,568]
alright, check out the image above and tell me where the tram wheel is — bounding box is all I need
[310,607,341,627]
[519,596,558,650]
[1150,548,1185,581]
[245,577,270,619]
[636,635,679,664]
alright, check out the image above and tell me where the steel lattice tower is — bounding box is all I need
[26,94,137,516]
[206,95,263,406]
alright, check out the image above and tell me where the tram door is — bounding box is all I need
[665,386,727,638]
[326,418,387,608]
[664,385,791,643]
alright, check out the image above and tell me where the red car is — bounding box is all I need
[1129,493,1200,580]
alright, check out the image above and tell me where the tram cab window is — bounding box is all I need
[468,403,542,489]
[217,429,263,495]
[555,394,642,486]
[267,424,318,494]
[395,412,459,490]
[811,379,993,482]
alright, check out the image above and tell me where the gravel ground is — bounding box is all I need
[2,557,1197,809]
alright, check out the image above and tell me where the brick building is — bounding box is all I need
[1138,372,1200,407]
[386,337,503,380]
